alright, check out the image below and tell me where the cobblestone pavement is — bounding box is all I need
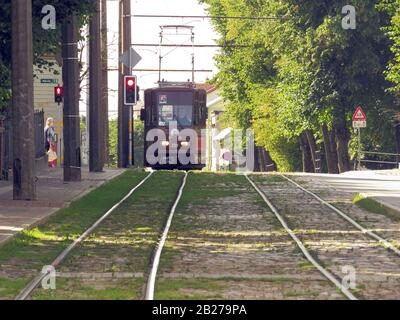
[255,174,400,300]
[8,171,399,300]
[156,173,344,300]
[288,174,400,250]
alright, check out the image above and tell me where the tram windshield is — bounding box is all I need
[157,91,193,127]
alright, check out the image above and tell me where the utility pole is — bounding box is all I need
[101,0,109,166]
[62,15,82,182]
[11,0,36,200]
[89,0,104,172]
[118,0,131,168]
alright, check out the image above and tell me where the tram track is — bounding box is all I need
[151,173,344,300]
[12,170,400,300]
[145,172,188,300]
[15,171,155,300]
[248,173,400,300]
[246,175,357,300]
[279,174,400,257]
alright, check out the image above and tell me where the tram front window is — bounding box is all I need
[158,105,193,127]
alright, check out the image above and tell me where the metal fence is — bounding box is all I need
[2,118,12,180]
[34,109,45,159]
[1,110,45,180]
[357,150,400,170]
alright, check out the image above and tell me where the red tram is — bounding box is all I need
[140,82,208,170]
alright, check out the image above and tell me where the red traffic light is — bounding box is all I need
[124,76,138,105]
[127,78,135,87]
[55,86,63,95]
[54,86,63,104]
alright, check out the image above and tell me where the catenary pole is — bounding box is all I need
[62,15,82,182]
[101,0,110,166]
[11,0,36,200]
[89,0,104,172]
[118,0,131,167]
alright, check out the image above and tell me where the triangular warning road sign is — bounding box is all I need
[352,106,367,121]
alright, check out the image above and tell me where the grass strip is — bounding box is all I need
[0,170,148,299]
[352,193,400,222]
[32,171,184,300]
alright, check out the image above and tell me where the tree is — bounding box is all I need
[378,0,400,155]
[0,0,96,115]
[203,0,397,172]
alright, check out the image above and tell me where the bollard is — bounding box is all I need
[76,147,81,168]
[13,159,22,192]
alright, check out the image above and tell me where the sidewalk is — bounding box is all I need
[0,163,125,245]
[340,169,400,213]
[296,169,400,214]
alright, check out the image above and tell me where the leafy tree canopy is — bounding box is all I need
[202,0,398,170]
[0,0,96,113]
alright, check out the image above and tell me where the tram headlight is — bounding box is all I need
[161,141,170,147]
[180,141,189,147]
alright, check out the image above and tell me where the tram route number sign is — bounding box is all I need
[352,106,367,129]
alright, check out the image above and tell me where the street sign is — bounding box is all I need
[353,120,367,128]
[41,79,59,84]
[121,48,142,69]
[352,106,367,121]
[352,106,367,170]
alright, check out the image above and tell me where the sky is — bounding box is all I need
[104,0,220,117]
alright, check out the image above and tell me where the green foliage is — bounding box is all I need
[378,0,400,93]
[203,0,398,171]
[108,120,145,168]
[108,119,118,167]
[133,120,144,168]
[0,0,97,115]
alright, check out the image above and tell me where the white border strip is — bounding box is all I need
[280,174,400,257]
[15,171,154,300]
[245,175,357,300]
[145,172,188,300]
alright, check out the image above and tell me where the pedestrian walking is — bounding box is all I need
[44,117,58,167]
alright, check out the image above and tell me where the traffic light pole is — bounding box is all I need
[11,0,36,200]
[101,0,109,166]
[89,0,104,172]
[118,0,131,168]
[62,16,82,182]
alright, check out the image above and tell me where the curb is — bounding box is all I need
[369,196,400,217]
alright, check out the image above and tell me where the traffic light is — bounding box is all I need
[54,86,63,104]
[124,76,137,105]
